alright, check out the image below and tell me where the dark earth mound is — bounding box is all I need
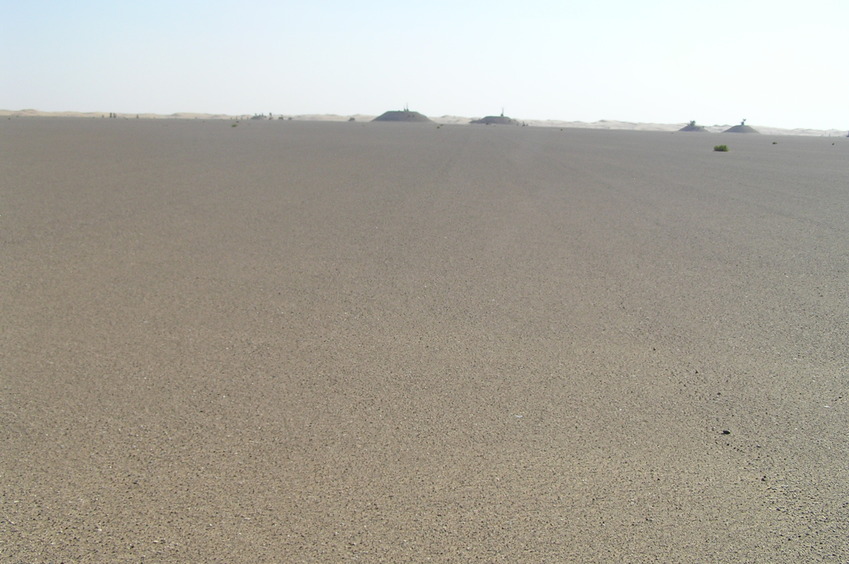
[724,124,759,133]
[372,110,432,122]
[471,115,520,125]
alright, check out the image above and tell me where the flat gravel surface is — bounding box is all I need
[2,118,848,562]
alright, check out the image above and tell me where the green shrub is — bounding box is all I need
[714,144,729,152]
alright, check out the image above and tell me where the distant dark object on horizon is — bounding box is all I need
[471,114,520,126]
[679,120,707,132]
[724,119,759,133]
[372,109,432,122]
[471,108,520,126]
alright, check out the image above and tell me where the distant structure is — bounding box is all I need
[679,120,707,132]
[724,119,759,133]
[471,109,520,125]
[372,107,432,122]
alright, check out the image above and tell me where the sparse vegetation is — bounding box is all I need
[714,144,729,152]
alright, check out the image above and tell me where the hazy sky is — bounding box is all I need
[3,0,847,129]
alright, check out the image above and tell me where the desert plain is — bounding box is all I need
[2,117,848,562]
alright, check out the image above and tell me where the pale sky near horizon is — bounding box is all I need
[2,0,847,130]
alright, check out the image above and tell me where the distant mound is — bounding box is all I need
[471,115,520,125]
[679,121,707,132]
[372,110,431,123]
[724,122,759,133]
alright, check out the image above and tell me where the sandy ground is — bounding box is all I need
[2,118,848,562]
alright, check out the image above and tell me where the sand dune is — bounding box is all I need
[2,119,848,562]
[2,109,846,136]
